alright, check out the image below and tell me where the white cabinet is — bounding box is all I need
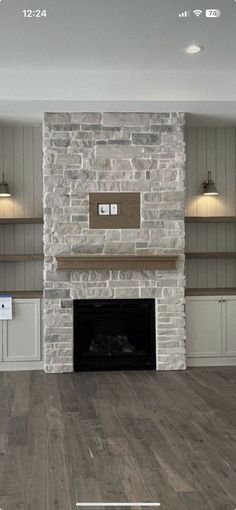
[186,296,236,366]
[222,299,236,357]
[0,299,43,370]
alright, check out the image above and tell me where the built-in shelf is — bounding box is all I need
[186,288,236,296]
[186,252,236,259]
[0,291,43,298]
[0,255,44,262]
[56,255,178,271]
[0,218,43,224]
[185,217,236,223]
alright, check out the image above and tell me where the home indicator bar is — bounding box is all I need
[76,504,161,508]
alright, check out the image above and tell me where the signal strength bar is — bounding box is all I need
[178,10,190,18]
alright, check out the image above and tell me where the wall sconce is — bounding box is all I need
[202,171,218,196]
[0,172,11,197]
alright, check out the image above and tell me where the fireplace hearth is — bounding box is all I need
[74,299,156,371]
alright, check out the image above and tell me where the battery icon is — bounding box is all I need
[205,9,221,17]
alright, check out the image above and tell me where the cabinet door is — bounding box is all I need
[222,298,236,356]
[186,297,222,357]
[3,299,41,362]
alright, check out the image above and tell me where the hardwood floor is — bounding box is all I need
[0,368,236,510]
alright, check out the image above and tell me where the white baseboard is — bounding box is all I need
[0,361,44,371]
[187,356,236,367]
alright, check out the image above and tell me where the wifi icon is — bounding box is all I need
[193,9,203,17]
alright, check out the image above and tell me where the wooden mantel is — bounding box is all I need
[56,255,178,271]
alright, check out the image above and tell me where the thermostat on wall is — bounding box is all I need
[0,296,13,320]
[98,203,119,216]
[98,204,110,216]
[110,204,118,215]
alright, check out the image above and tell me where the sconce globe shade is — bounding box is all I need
[0,173,11,197]
[202,171,218,196]
[203,181,218,196]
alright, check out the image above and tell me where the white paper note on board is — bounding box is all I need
[0,297,13,320]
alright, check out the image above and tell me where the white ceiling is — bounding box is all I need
[0,0,236,124]
[0,0,235,71]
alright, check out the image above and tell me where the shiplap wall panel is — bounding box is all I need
[4,129,14,218]
[0,126,43,292]
[0,226,4,289]
[226,129,235,216]
[14,128,24,218]
[186,127,236,289]
[33,128,43,217]
[197,129,207,217]
[216,129,226,216]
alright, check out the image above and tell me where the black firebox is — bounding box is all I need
[73,299,156,371]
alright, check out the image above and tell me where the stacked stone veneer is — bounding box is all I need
[43,112,186,373]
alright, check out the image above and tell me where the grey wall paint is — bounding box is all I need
[0,126,43,291]
[186,127,236,289]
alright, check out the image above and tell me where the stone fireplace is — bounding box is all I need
[43,112,186,373]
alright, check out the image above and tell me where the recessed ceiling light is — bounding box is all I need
[184,44,204,54]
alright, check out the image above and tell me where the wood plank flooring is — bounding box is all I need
[0,367,236,510]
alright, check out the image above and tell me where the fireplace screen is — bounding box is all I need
[73,299,156,371]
